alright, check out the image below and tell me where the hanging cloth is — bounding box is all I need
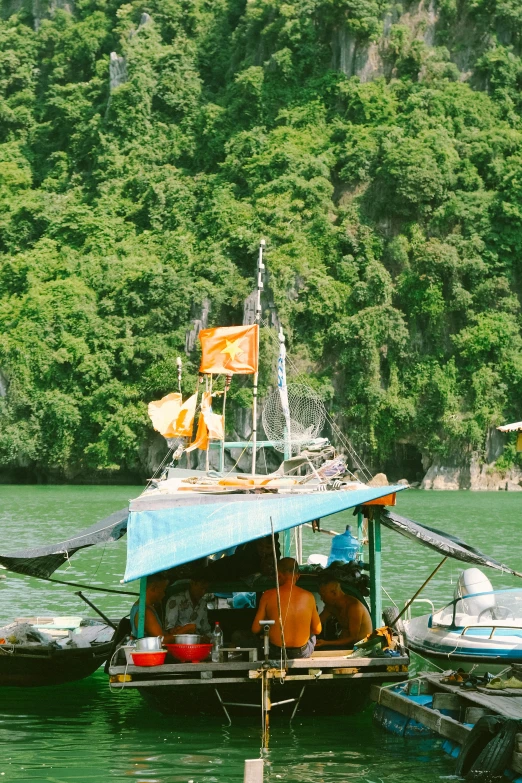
[186,392,224,452]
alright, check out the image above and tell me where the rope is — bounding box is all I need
[382,585,399,609]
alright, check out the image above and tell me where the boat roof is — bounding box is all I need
[123,484,405,582]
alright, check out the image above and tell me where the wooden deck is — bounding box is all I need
[110,653,409,688]
[371,672,522,776]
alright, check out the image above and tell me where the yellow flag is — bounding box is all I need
[199,324,258,374]
[148,392,197,439]
[174,393,197,438]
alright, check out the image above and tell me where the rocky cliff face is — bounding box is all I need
[421,428,522,490]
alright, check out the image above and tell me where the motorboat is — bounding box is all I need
[403,568,522,673]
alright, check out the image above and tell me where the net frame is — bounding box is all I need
[262,383,326,454]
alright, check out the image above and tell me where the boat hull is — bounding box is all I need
[137,678,372,716]
[0,642,113,687]
[404,614,522,675]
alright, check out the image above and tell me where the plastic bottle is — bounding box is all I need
[327,525,359,566]
[211,621,223,662]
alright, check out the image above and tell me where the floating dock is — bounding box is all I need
[371,673,522,778]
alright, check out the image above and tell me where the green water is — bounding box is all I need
[0,486,521,782]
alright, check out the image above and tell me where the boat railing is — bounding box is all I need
[403,598,435,621]
[460,625,522,639]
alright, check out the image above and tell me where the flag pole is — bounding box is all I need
[176,356,182,393]
[252,239,265,476]
[221,373,232,473]
[205,375,211,473]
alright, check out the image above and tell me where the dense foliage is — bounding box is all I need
[1,0,522,480]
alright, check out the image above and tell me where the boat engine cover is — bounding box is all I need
[454,568,495,617]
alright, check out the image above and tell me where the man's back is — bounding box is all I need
[334,594,372,643]
[257,584,320,648]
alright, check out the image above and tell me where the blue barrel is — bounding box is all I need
[327,525,359,566]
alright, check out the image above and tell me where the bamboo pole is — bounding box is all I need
[390,556,448,627]
[221,374,231,473]
[252,239,265,476]
[205,375,210,473]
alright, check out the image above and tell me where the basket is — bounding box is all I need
[166,643,213,663]
[131,650,167,667]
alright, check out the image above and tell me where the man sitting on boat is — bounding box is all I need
[251,558,322,659]
[165,572,212,638]
[130,573,181,643]
[315,575,372,650]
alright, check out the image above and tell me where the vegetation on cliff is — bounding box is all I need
[0,0,522,479]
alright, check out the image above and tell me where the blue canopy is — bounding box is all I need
[123,485,405,582]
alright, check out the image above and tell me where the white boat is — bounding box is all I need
[403,568,522,674]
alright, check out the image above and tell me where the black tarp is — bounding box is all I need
[0,508,128,579]
[381,510,522,577]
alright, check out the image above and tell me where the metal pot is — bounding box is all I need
[136,636,163,651]
[173,633,201,645]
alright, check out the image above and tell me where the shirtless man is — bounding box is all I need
[252,558,322,659]
[315,578,372,650]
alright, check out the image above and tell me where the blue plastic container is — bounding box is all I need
[327,525,359,566]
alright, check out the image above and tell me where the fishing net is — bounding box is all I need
[262,383,326,454]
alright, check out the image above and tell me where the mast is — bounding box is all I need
[251,239,265,476]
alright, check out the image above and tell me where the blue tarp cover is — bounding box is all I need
[123,485,405,582]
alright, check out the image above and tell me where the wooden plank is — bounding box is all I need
[432,693,462,711]
[110,677,253,688]
[370,685,470,745]
[424,675,522,720]
[110,670,408,690]
[109,655,409,675]
[285,656,408,670]
[311,650,353,658]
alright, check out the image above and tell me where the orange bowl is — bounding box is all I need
[131,650,167,667]
[166,643,213,663]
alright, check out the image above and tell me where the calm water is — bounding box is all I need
[0,486,521,782]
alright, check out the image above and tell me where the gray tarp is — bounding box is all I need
[0,509,128,579]
[381,510,522,578]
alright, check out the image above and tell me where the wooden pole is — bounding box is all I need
[205,376,210,473]
[244,759,264,783]
[252,239,265,476]
[221,374,231,473]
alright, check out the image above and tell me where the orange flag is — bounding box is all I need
[174,393,197,438]
[199,324,259,375]
[148,393,182,437]
[148,392,197,439]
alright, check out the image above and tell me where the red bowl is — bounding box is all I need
[131,650,167,667]
[166,643,213,663]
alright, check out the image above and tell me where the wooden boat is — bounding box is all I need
[1,242,520,722]
[0,617,114,687]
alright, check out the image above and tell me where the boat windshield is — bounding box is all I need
[431,588,522,628]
